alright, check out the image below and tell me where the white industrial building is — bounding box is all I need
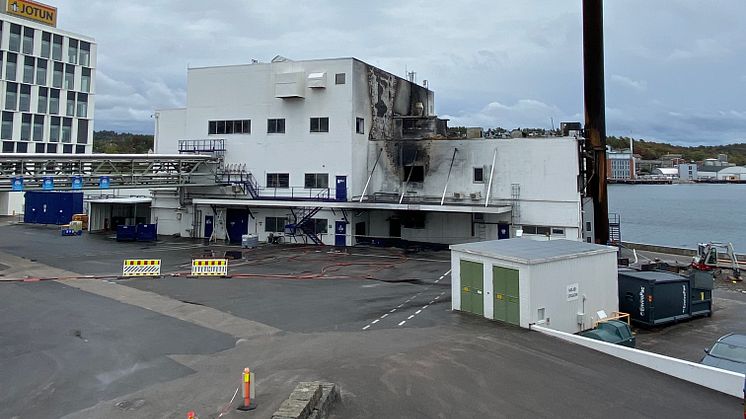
[450,238,619,333]
[152,56,585,247]
[0,1,97,215]
[677,163,697,181]
[716,166,746,181]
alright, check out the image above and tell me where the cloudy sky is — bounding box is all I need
[54,0,745,145]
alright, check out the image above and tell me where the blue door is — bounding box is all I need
[498,223,510,240]
[335,221,347,247]
[204,215,214,239]
[226,209,248,244]
[335,176,347,201]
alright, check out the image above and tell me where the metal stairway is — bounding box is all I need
[286,207,323,245]
[608,213,622,245]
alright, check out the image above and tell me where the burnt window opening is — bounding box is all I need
[473,167,484,183]
[335,73,346,84]
[266,173,289,188]
[400,212,426,229]
[310,117,329,133]
[403,165,425,182]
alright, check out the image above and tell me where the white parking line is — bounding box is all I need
[398,321,406,326]
[422,305,428,309]
[372,319,380,324]
[381,314,388,319]
[435,295,440,300]
[390,308,397,313]
[362,325,370,330]
[416,310,422,314]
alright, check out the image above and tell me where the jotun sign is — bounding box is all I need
[6,0,57,27]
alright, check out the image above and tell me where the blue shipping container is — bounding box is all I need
[135,224,157,242]
[24,191,84,225]
[116,225,137,241]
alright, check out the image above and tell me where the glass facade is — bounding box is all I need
[0,18,95,153]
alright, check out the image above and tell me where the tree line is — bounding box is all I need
[92,131,154,154]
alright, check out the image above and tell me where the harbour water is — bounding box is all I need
[608,183,746,251]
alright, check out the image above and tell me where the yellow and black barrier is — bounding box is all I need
[191,259,228,277]
[122,259,161,277]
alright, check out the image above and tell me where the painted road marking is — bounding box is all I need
[381,314,389,319]
[390,308,396,313]
[416,310,422,314]
[435,295,440,300]
[407,315,415,320]
[422,305,428,309]
[372,319,380,324]
[429,300,435,304]
[362,325,370,330]
[397,304,403,308]
[398,321,406,326]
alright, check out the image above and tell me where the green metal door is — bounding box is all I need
[493,266,520,325]
[460,260,484,316]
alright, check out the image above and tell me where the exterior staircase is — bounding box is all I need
[286,207,323,245]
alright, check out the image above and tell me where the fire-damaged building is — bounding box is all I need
[152,56,585,246]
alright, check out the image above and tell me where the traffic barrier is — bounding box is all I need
[122,259,161,277]
[237,367,257,411]
[191,259,228,277]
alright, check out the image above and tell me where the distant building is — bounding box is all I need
[652,168,679,178]
[716,166,746,181]
[677,163,697,181]
[699,157,735,177]
[606,147,636,180]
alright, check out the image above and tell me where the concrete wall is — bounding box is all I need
[451,247,619,334]
[532,325,746,398]
[0,191,23,215]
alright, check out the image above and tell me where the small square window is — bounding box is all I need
[335,73,345,84]
[586,221,592,232]
[266,173,289,188]
[356,117,364,134]
[473,167,484,183]
[310,117,329,133]
[268,118,285,134]
[551,228,565,236]
[403,165,425,182]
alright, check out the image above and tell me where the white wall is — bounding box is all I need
[0,191,23,215]
[532,325,745,398]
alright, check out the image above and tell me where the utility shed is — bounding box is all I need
[450,238,619,334]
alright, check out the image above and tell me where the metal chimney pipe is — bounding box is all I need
[583,0,609,244]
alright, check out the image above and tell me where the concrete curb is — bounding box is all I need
[272,382,340,419]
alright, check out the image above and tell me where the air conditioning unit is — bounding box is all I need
[470,192,482,201]
[453,192,464,200]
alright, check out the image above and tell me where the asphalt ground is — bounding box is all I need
[0,224,742,418]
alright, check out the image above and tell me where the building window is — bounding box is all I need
[265,217,288,233]
[66,91,75,116]
[19,84,31,112]
[6,53,17,81]
[77,119,88,143]
[46,143,57,153]
[310,117,329,133]
[267,118,285,134]
[68,39,78,64]
[551,228,565,236]
[63,144,73,154]
[523,225,551,236]
[81,68,91,92]
[586,221,592,232]
[5,83,17,111]
[75,145,86,154]
[2,141,13,152]
[9,24,21,52]
[335,73,345,84]
[473,167,484,183]
[37,87,48,113]
[36,59,47,85]
[20,114,31,141]
[310,219,328,235]
[35,143,44,153]
[208,119,250,135]
[52,35,63,61]
[22,27,34,55]
[41,32,51,58]
[52,62,63,88]
[266,173,289,188]
[304,173,329,189]
[77,93,88,117]
[61,118,72,143]
[64,64,75,90]
[33,115,44,141]
[23,56,34,84]
[49,89,60,114]
[356,117,364,134]
[403,165,425,182]
[79,42,91,67]
[49,116,60,142]
[16,141,27,153]
[1,112,14,139]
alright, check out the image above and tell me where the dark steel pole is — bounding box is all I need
[583,0,609,244]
